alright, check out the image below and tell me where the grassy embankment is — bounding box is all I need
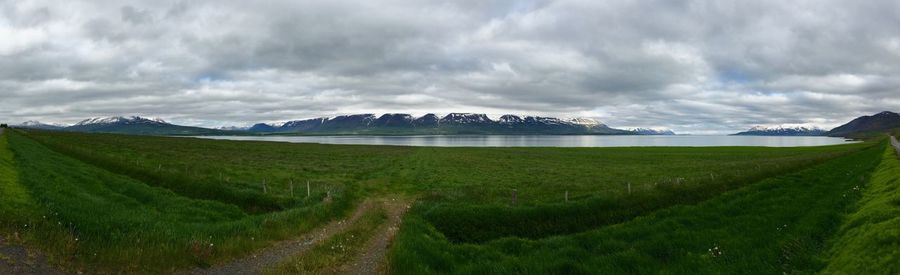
[391,141,887,273]
[821,136,900,273]
[0,130,876,272]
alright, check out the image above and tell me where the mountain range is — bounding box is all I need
[246,113,656,135]
[9,111,899,137]
[15,116,227,135]
[732,126,827,136]
[11,113,675,136]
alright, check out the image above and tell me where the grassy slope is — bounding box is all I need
[0,131,40,230]
[3,131,356,273]
[391,142,885,274]
[821,141,900,273]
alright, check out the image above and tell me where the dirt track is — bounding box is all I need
[184,198,410,275]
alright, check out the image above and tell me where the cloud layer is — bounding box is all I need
[2,0,899,133]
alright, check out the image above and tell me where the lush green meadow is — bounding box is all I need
[391,141,888,274]
[1,131,358,272]
[1,129,895,273]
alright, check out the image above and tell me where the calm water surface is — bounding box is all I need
[193,135,855,147]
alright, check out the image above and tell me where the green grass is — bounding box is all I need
[2,129,889,273]
[821,141,900,273]
[22,131,412,213]
[0,131,41,230]
[265,205,388,274]
[2,131,357,273]
[21,130,870,243]
[390,142,886,274]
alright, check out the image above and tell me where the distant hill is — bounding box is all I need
[630,128,676,135]
[248,113,640,135]
[826,111,900,137]
[15,121,66,130]
[733,126,826,136]
[64,116,225,135]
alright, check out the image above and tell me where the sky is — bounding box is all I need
[1,0,899,134]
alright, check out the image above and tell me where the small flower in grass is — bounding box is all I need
[708,244,723,258]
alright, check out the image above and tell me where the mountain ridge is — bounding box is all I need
[246,113,643,135]
[732,125,827,136]
[825,111,900,137]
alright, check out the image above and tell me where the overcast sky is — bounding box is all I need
[2,0,899,134]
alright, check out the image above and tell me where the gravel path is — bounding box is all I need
[0,236,68,275]
[341,198,411,275]
[182,200,378,275]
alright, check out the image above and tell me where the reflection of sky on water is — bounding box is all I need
[191,135,855,148]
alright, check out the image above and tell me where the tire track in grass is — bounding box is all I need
[184,198,411,275]
[261,197,411,275]
[340,198,410,275]
[183,200,378,275]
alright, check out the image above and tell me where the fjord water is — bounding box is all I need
[194,135,853,147]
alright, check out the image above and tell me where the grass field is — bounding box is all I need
[391,141,887,274]
[1,129,896,273]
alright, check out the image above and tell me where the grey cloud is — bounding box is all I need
[1,0,899,133]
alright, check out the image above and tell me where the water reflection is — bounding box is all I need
[191,135,855,148]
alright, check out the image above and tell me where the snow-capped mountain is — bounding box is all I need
[16,120,66,130]
[732,125,826,136]
[75,116,169,126]
[217,126,251,131]
[248,113,631,134]
[568,118,604,127]
[630,128,676,135]
[66,116,221,135]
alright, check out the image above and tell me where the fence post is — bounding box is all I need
[628,183,632,195]
[565,190,569,202]
[262,179,268,194]
[290,179,294,197]
[307,180,310,198]
[511,189,518,206]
